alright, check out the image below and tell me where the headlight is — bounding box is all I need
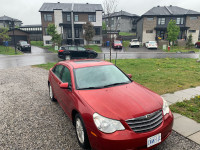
[162,97,169,116]
[93,113,125,133]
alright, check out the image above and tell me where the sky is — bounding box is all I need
[1,0,200,25]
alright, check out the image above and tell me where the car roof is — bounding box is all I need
[58,59,113,69]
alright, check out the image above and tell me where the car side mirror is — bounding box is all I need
[127,74,132,79]
[60,82,69,89]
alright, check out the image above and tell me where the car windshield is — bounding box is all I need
[132,40,139,42]
[74,65,131,90]
[20,41,28,45]
[114,41,121,44]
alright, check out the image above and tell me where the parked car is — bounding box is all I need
[195,42,200,48]
[48,59,174,150]
[129,39,140,48]
[112,40,123,49]
[16,41,31,52]
[58,45,98,60]
[145,41,158,49]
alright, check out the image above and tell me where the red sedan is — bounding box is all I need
[48,59,173,150]
[112,40,123,49]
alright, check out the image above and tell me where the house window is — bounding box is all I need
[88,15,96,22]
[190,17,198,20]
[146,30,153,33]
[46,40,52,44]
[158,18,165,25]
[74,15,79,22]
[44,27,49,35]
[93,40,100,44]
[189,30,196,33]
[67,28,72,38]
[75,28,79,38]
[67,14,71,21]
[44,14,53,22]
[147,17,154,21]
[176,18,184,25]
[95,28,100,35]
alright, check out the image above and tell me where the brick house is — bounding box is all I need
[103,11,140,33]
[39,2,103,46]
[137,5,200,45]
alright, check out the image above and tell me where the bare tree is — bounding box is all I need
[103,0,118,62]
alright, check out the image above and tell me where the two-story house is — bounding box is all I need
[39,2,103,46]
[137,5,200,45]
[0,15,22,29]
[103,11,140,33]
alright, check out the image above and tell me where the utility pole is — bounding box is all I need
[10,19,16,54]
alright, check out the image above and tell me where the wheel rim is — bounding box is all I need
[49,85,53,99]
[76,118,84,144]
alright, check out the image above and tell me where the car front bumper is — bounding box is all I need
[88,111,173,150]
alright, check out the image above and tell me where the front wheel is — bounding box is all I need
[88,54,95,59]
[48,83,56,101]
[75,114,90,149]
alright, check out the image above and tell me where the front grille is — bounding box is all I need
[126,110,163,133]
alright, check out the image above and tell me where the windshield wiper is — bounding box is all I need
[78,86,104,90]
[103,82,129,88]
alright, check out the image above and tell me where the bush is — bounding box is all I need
[30,41,43,47]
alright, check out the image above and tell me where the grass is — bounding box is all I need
[0,46,23,55]
[34,62,57,70]
[119,32,136,36]
[170,96,200,123]
[30,41,58,53]
[84,45,102,53]
[162,46,200,53]
[35,58,200,95]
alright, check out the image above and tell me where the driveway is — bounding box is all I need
[0,66,200,150]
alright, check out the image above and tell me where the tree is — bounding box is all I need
[47,23,62,46]
[167,20,180,46]
[103,0,118,62]
[0,27,11,42]
[186,34,193,49]
[83,22,95,45]
[102,21,107,30]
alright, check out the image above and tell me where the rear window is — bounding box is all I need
[114,41,121,44]
[149,41,156,44]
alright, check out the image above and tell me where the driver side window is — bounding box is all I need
[77,47,86,51]
[61,67,72,85]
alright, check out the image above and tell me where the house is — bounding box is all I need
[20,24,43,41]
[137,5,200,45]
[39,2,103,46]
[0,15,23,29]
[103,11,140,33]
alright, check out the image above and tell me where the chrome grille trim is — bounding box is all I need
[126,110,163,133]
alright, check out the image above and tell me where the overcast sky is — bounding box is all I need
[1,0,200,25]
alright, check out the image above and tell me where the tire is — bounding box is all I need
[65,55,71,60]
[88,54,95,59]
[48,83,56,101]
[75,114,90,149]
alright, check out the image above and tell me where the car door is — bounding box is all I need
[51,65,64,102]
[59,66,74,116]
[77,46,87,58]
[68,46,77,58]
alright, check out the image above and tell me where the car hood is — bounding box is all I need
[77,82,162,120]
[22,44,30,46]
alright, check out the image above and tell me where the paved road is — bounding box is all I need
[0,46,60,70]
[0,66,199,150]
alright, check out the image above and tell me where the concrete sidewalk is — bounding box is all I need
[162,86,200,145]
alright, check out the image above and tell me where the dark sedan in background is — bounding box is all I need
[58,45,98,60]
[16,41,31,52]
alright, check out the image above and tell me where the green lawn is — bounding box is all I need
[84,45,102,53]
[30,41,58,53]
[170,96,200,123]
[35,58,200,95]
[0,46,23,55]
[119,32,136,36]
[162,46,200,53]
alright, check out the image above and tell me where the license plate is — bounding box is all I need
[147,133,161,148]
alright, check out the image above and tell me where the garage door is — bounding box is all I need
[9,35,28,46]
